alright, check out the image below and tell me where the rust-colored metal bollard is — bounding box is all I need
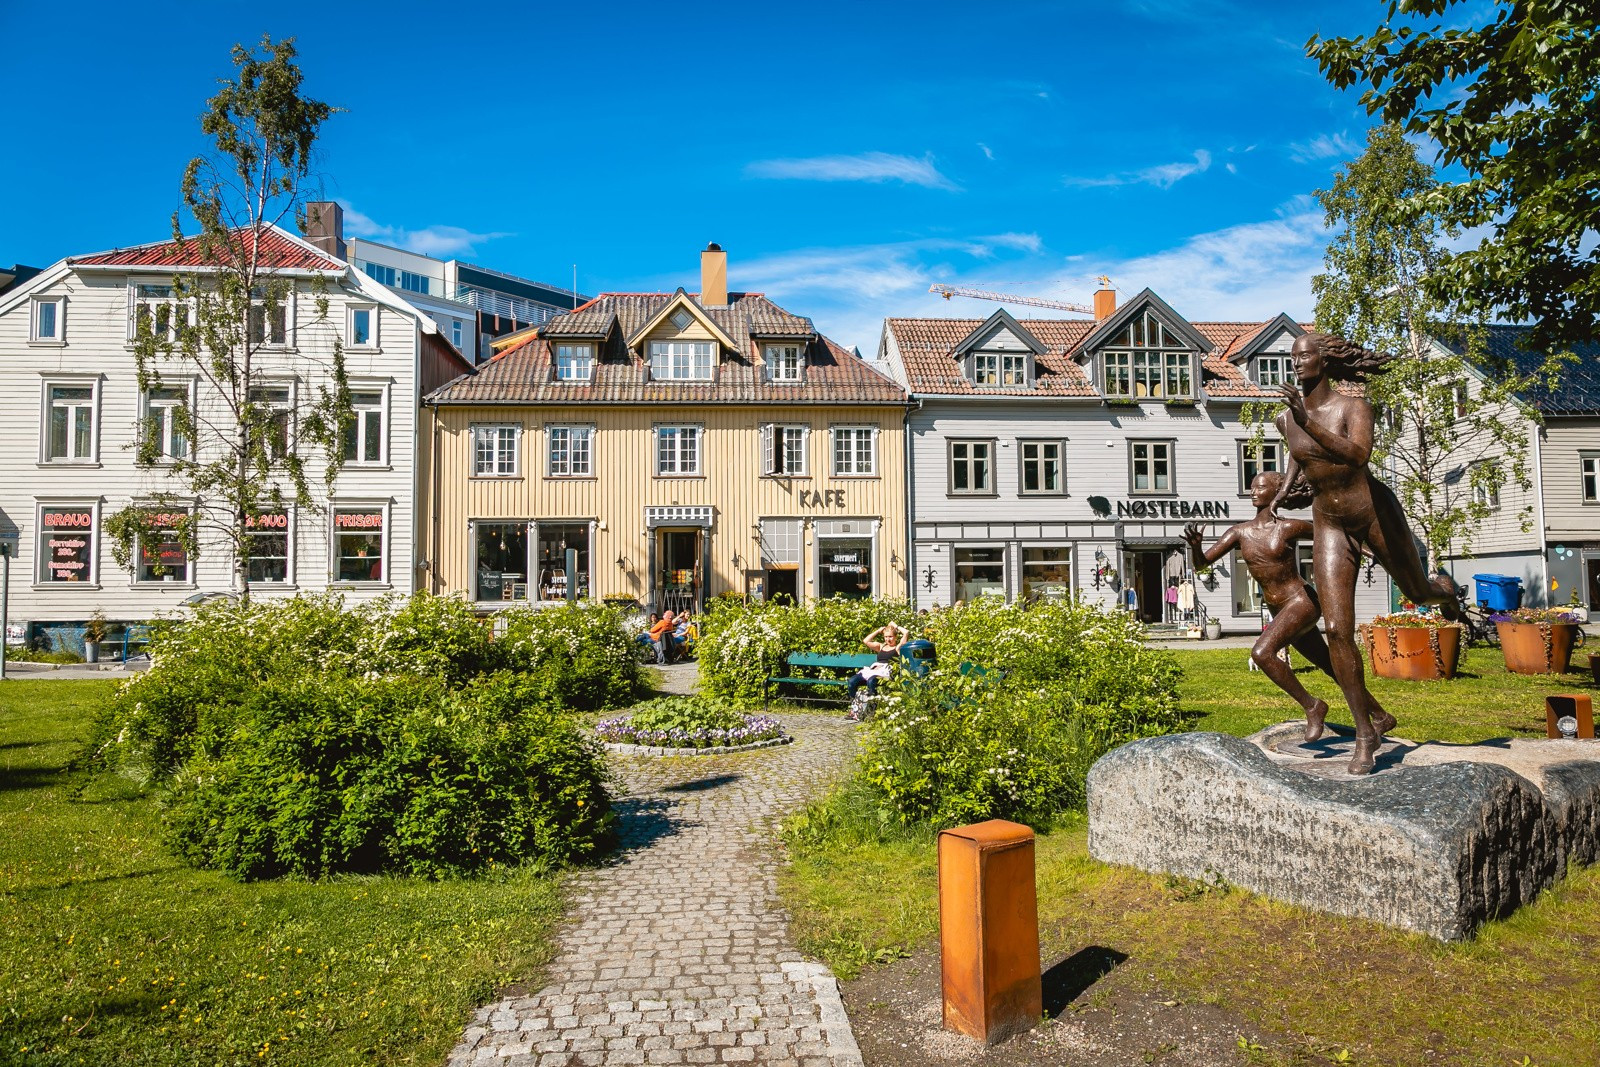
[938,819,1042,1044]
[1546,694,1595,739]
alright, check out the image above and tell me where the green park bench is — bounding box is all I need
[763,651,878,708]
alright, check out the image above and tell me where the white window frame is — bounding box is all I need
[243,508,295,587]
[761,424,810,477]
[555,343,595,382]
[831,425,877,477]
[548,425,594,477]
[471,519,534,603]
[1018,439,1065,495]
[451,319,463,349]
[1130,440,1175,495]
[766,344,803,383]
[248,380,297,460]
[471,424,522,478]
[341,384,389,467]
[30,296,65,345]
[143,379,195,463]
[1471,462,1501,510]
[346,304,379,349]
[40,378,100,465]
[131,504,197,587]
[34,499,101,588]
[329,501,391,586]
[248,289,293,349]
[649,341,716,381]
[655,425,703,476]
[126,282,190,343]
[1582,452,1600,504]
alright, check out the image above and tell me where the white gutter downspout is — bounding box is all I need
[905,397,921,605]
[1532,419,1550,607]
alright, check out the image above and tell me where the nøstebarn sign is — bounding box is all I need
[1115,499,1231,519]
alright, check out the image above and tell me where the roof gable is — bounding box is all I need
[1227,313,1304,363]
[953,308,1047,356]
[1074,288,1213,357]
[626,289,738,351]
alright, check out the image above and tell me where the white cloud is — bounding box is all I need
[338,203,512,257]
[744,152,961,191]
[979,232,1042,253]
[1288,132,1360,164]
[978,142,995,161]
[1064,149,1212,189]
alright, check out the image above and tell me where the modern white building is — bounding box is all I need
[303,202,583,364]
[880,290,1393,632]
[0,223,474,651]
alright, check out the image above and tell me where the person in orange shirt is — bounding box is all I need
[647,610,677,664]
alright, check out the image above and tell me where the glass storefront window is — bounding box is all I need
[38,507,95,583]
[536,523,590,601]
[1021,547,1072,601]
[244,512,289,583]
[1232,549,1262,615]
[334,508,385,583]
[476,522,530,602]
[136,511,190,583]
[954,546,1006,602]
[818,537,873,600]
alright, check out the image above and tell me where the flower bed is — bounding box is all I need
[595,696,786,749]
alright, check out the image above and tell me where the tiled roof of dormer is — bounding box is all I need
[69,225,344,272]
[887,316,1293,399]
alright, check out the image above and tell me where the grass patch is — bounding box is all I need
[0,680,565,1066]
[783,649,1600,1065]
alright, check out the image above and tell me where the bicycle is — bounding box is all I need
[1458,599,1502,648]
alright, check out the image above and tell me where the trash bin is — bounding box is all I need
[1472,574,1524,612]
[899,638,937,678]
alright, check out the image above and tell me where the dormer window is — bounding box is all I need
[1255,355,1294,387]
[649,340,715,381]
[1101,310,1192,399]
[972,352,1028,387]
[555,343,594,382]
[767,344,803,382]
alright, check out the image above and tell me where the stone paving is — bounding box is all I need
[449,705,863,1067]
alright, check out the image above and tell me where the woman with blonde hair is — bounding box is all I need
[846,622,908,720]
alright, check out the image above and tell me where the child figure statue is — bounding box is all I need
[1183,471,1340,743]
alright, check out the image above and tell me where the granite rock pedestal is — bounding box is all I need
[1087,724,1600,941]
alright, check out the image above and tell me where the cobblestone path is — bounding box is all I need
[450,710,863,1066]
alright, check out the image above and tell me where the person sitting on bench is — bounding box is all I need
[847,623,907,719]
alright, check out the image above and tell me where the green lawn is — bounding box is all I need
[0,680,564,1067]
[782,648,1600,1067]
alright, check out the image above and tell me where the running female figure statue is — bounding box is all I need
[1270,332,1459,774]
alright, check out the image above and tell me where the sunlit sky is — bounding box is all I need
[1,0,1468,353]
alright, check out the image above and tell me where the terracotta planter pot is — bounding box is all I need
[1496,621,1579,674]
[1365,624,1462,681]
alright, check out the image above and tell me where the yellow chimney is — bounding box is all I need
[701,242,728,306]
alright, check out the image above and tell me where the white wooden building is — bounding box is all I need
[879,290,1393,632]
[0,224,473,650]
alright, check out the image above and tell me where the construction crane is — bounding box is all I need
[928,277,1110,316]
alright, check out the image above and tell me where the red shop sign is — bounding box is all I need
[43,510,94,528]
[335,511,383,529]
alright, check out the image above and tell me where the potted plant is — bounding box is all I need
[1494,607,1581,674]
[83,610,108,665]
[1362,611,1463,681]
[1204,617,1222,640]
[1566,589,1590,624]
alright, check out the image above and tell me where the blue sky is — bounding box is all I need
[2,0,1422,353]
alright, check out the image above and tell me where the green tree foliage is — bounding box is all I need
[1312,124,1557,563]
[1309,1,1600,351]
[105,37,349,599]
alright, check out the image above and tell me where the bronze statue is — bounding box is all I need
[1269,332,1459,775]
[1183,472,1336,742]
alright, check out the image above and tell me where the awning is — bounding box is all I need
[1122,536,1186,547]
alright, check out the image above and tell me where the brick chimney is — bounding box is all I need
[1093,282,1116,322]
[700,242,728,307]
[303,201,346,260]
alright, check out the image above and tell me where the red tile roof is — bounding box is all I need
[70,226,343,272]
[887,316,1293,400]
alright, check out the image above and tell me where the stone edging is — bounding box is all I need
[601,735,793,757]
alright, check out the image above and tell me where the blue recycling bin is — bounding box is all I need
[899,638,937,678]
[1471,574,1524,612]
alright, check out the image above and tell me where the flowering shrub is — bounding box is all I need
[164,672,615,879]
[697,597,918,707]
[596,696,784,748]
[496,603,647,711]
[1489,607,1578,624]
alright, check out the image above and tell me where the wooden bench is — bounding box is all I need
[764,651,878,708]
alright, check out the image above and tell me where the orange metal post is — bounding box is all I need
[938,819,1042,1045]
[1546,694,1595,739]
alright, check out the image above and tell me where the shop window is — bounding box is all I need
[135,510,192,583]
[1021,546,1072,600]
[1019,440,1064,494]
[948,440,993,495]
[244,511,290,583]
[38,506,96,584]
[1130,440,1173,494]
[475,521,530,602]
[333,508,386,583]
[1232,549,1263,615]
[954,546,1006,601]
[1238,439,1282,494]
[536,523,590,601]
[818,536,873,600]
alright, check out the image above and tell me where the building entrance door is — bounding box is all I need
[656,528,703,614]
[765,566,798,605]
[1586,555,1600,610]
[1132,550,1165,623]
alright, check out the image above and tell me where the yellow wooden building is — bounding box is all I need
[419,246,909,611]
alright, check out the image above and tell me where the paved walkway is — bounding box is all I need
[449,705,864,1067]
